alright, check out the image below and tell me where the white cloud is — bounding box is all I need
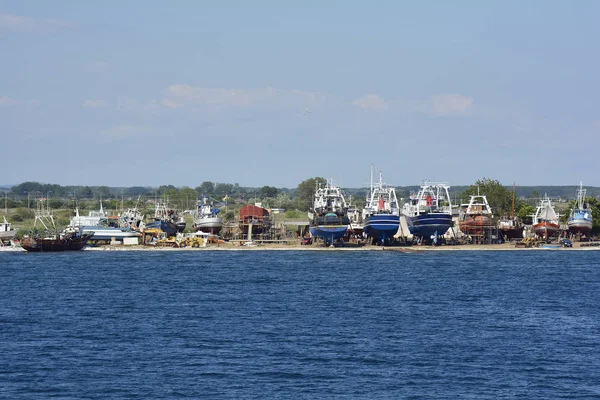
[82,99,107,108]
[0,96,18,106]
[0,13,72,33]
[162,85,329,111]
[429,93,474,116]
[352,94,388,110]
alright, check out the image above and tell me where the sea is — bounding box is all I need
[1,250,599,399]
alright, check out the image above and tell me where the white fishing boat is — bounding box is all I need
[567,182,593,236]
[362,168,400,244]
[69,202,140,241]
[193,196,223,234]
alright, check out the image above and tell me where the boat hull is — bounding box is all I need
[499,226,523,240]
[363,214,400,243]
[194,217,223,234]
[533,221,560,239]
[21,233,92,252]
[145,220,178,237]
[567,213,593,235]
[0,230,17,241]
[459,215,494,235]
[80,226,141,241]
[310,225,348,245]
[405,213,452,239]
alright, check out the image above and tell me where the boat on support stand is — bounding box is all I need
[193,196,223,234]
[308,181,350,246]
[532,194,560,239]
[362,168,400,245]
[567,182,593,237]
[402,182,453,243]
[0,216,17,243]
[145,200,180,237]
[458,193,495,235]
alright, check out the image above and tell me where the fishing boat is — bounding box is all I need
[69,203,140,241]
[21,231,93,252]
[402,182,453,242]
[0,216,17,243]
[567,182,593,236]
[145,200,179,237]
[308,181,350,245]
[362,169,400,244]
[21,201,92,252]
[498,184,523,240]
[120,207,144,230]
[458,193,495,235]
[193,196,223,234]
[346,197,364,237]
[532,195,560,239]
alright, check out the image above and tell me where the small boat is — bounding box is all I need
[0,240,26,252]
[308,181,349,245]
[193,196,223,234]
[567,182,593,236]
[402,182,453,242]
[0,216,17,243]
[362,168,400,244]
[458,193,495,235]
[532,195,560,239]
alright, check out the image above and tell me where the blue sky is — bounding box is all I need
[2,1,599,188]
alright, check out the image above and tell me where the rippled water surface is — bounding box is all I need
[1,250,600,398]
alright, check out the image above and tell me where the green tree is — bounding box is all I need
[459,178,515,217]
[294,177,326,211]
[259,185,279,199]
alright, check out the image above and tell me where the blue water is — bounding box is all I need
[1,250,599,399]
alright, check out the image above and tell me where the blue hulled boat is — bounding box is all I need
[402,182,453,242]
[146,200,179,237]
[567,182,593,236]
[362,168,400,244]
[308,181,349,245]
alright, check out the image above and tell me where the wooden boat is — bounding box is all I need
[458,194,494,235]
[532,195,560,239]
[20,232,93,252]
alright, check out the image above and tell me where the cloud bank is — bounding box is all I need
[0,13,73,33]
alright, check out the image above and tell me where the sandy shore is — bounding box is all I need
[82,242,600,251]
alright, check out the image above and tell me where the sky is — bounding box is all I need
[2,0,600,189]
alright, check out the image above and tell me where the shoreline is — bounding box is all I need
[78,242,599,252]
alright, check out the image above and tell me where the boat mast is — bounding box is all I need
[511,183,516,219]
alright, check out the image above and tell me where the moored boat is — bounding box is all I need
[567,182,593,236]
[532,195,560,239]
[402,182,453,242]
[193,196,223,234]
[362,168,400,244]
[308,181,349,245]
[21,231,93,252]
[458,194,495,235]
